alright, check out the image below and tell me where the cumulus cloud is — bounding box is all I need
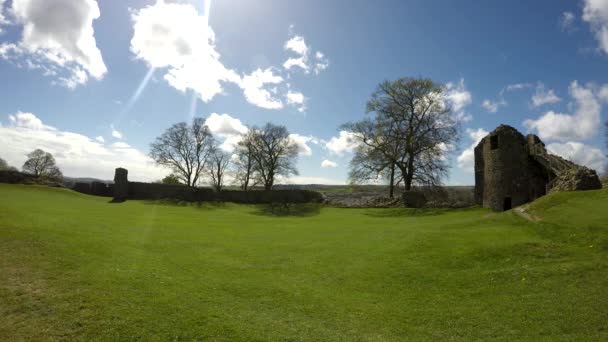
[457,128,489,171]
[9,111,55,130]
[204,113,248,152]
[582,0,608,53]
[282,27,328,75]
[444,79,472,122]
[531,83,561,107]
[0,113,167,180]
[321,159,337,168]
[547,142,607,172]
[524,80,607,141]
[239,68,284,109]
[0,0,107,88]
[130,0,240,102]
[323,130,361,156]
[289,134,317,156]
[286,90,306,112]
[95,136,104,143]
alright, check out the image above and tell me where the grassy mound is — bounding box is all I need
[0,184,607,340]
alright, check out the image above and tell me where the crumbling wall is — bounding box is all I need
[549,167,602,192]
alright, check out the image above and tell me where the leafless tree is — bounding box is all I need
[22,149,63,180]
[249,123,299,190]
[344,77,459,192]
[149,118,214,187]
[233,130,258,190]
[206,146,231,192]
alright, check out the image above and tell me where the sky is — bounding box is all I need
[0,0,607,184]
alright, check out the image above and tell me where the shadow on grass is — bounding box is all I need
[364,207,450,218]
[142,198,227,210]
[253,203,322,217]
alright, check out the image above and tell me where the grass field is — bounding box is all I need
[1,184,607,340]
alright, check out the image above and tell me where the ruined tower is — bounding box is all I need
[474,125,601,211]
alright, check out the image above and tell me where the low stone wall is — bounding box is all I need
[215,189,324,204]
[72,181,113,197]
[126,182,323,203]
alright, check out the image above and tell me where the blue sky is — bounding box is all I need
[0,0,607,184]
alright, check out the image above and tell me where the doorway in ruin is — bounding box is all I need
[503,197,512,211]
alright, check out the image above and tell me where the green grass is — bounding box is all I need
[0,184,607,340]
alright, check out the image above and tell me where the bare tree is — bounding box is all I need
[149,118,214,187]
[344,77,459,192]
[233,131,258,190]
[22,149,63,180]
[0,157,9,170]
[206,146,231,192]
[249,123,299,190]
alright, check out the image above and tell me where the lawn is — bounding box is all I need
[0,184,607,340]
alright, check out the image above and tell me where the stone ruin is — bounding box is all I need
[113,167,129,201]
[474,125,602,211]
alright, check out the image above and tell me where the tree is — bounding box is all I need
[149,118,214,187]
[22,149,63,180]
[249,123,299,190]
[0,157,9,170]
[161,174,182,185]
[206,146,231,192]
[233,130,258,190]
[344,77,459,192]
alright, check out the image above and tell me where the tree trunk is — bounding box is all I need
[389,163,395,198]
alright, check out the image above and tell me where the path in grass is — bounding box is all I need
[0,184,607,340]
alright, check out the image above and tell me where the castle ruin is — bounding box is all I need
[474,125,602,211]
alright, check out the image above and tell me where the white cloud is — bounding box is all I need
[130,0,240,102]
[8,111,56,130]
[286,90,306,112]
[321,159,338,168]
[289,134,317,156]
[323,130,361,156]
[524,81,607,141]
[313,51,329,75]
[504,83,532,93]
[284,35,309,56]
[111,125,123,139]
[239,68,284,109]
[547,142,607,172]
[278,175,345,185]
[205,113,248,136]
[204,113,249,152]
[560,11,576,32]
[0,0,10,31]
[282,28,328,75]
[95,136,104,143]
[582,0,608,53]
[531,83,561,107]
[0,113,167,181]
[457,128,489,171]
[444,79,472,121]
[481,98,506,113]
[0,0,107,88]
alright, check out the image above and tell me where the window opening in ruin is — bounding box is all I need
[503,197,512,211]
[490,135,498,150]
